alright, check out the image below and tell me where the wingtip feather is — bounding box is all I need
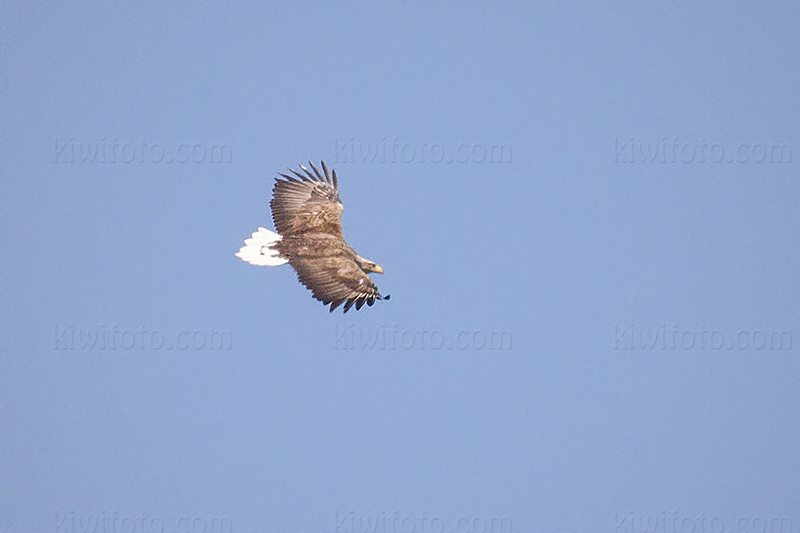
[321,161,332,184]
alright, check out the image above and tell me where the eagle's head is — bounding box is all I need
[356,255,384,275]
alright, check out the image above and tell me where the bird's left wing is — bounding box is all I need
[290,255,384,313]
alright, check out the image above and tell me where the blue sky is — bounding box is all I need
[1,1,798,532]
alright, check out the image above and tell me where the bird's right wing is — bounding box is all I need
[271,161,344,238]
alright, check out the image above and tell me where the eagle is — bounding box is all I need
[236,161,389,313]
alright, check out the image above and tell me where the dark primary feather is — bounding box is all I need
[288,249,382,313]
[271,163,344,238]
[271,162,385,313]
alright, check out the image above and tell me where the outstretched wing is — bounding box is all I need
[271,161,343,238]
[290,255,384,313]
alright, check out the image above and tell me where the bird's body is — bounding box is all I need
[236,162,388,313]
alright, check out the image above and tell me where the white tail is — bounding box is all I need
[235,227,289,266]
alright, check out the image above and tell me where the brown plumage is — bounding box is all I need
[236,161,388,313]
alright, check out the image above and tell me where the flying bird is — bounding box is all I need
[236,161,389,313]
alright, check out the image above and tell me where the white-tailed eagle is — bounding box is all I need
[236,161,389,313]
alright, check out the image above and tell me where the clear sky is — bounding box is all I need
[1,1,798,532]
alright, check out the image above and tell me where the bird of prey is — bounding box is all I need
[236,161,389,313]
